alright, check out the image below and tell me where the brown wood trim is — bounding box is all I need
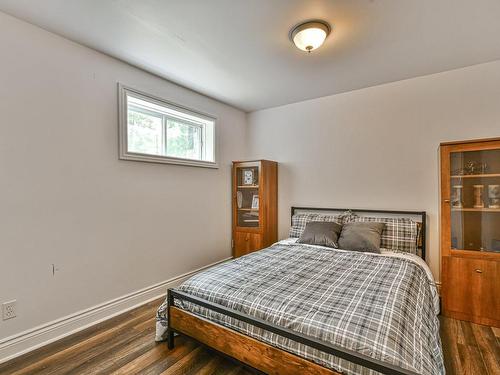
[450,249,500,260]
[232,161,261,168]
[170,307,339,375]
[234,227,262,234]
[440,145,451,258]
[440,137,500,146]
[232,159,275,164]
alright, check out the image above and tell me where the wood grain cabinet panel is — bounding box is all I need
[443,257,485,317]
[234,232,262,258]
[480,260,500,322]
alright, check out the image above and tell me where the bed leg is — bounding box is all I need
[167,329,175,349]
[167,288,175,349]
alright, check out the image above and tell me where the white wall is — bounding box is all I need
[0,12,246,341]
[247,60,500,282]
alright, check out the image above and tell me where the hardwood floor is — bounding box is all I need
[439,315,500,375]
[0,298,498,375]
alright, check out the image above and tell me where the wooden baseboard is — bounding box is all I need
[170,307,339,375]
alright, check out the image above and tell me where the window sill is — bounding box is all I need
[119,151,219,169]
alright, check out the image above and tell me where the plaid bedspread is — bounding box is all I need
[156,243,444,375]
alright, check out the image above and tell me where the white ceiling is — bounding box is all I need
[1,0,500,112]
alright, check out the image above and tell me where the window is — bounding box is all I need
[119,84,217,168]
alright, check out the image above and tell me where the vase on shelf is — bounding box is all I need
[473,185,485,208]
[236,191,243,208]
[488,185,500,209]
[451,185,463,208]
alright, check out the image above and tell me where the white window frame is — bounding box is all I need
[118,84,218,168]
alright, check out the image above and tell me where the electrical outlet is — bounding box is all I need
[2,300,17,320]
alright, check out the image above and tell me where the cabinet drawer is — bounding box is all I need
[234,232,262,258]
[443,256,500,325]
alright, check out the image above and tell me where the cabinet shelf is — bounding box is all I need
[451,208,500,212]
[451,248,500,253]
[451,173,500,179]
[237,185,259,189]
[237,208,259,211]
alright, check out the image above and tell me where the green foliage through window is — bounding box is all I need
[127,107,202,160]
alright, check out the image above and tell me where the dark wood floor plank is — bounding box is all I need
[152,345,203,375]
[461,320,479,347]
[492,327,500,339]
[132,316,156,333]
[160,346,213,375]
[471,323,500,375]
[196,355,223,375]
[42,327,149,375]
[457,343,490,375]
[136,338,199,375]
[440,316,464,375]
[70,326,156,375]
[112,336,190,375]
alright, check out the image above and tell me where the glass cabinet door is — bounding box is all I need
[450,148,500,252]
[235,164,260,228]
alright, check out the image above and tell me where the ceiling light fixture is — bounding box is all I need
[290,20,331,53]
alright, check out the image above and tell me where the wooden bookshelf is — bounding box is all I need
[232,160,277,258]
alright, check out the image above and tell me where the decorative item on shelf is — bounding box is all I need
[242,169,254,185]
[488,185,500,208]
[451,185,463,208]
[242,211,259,223]
[465,161,476,175]
[236,191,243,208]
[464,161,488,175]
[479,162,488,174]
[251,194,259,209]
[473,185,485,208]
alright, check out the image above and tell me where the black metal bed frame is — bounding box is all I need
[167,206,427,375]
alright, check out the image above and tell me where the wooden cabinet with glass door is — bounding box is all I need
[440,138,500,327]
[232,160,277,258]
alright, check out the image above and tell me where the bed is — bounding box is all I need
[156,207,444,375]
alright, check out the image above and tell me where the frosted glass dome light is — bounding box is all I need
[290,20,331,53]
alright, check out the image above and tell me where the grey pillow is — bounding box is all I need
[297,222,342,248]
[338,222,385,253]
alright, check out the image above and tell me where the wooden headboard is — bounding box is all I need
[290,206,427,260]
